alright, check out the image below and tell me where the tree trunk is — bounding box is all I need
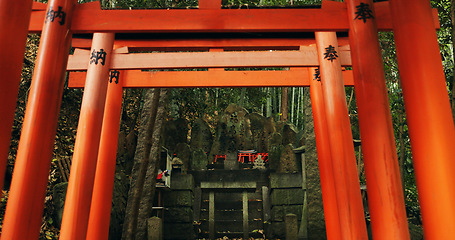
[122,89,161,240]
[239,88,247,107]
[291,87,295,124]
[266,88,272,117]
[271,88,276,116]
[281,87,289,122]
[278,88,281,117]
[296,87,301,128]
[136,88,169,240]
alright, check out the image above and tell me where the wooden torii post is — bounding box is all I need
[59,32,116,239]
[66,42,356,240]
[0,0,449,240]
[390,0,455,239]
[345,0,409,238]
[0,0,35,193]
[67,36,355,239]
[1,1,77,239]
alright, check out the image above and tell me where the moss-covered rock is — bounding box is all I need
[190,119,213,154]
[163,191,193,207]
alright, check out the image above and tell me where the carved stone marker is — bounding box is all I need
[285,213,298,240]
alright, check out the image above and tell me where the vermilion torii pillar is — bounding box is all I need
[390,0,455,238]
[86,70,124,240]
[1,0,77,239]
[59,32,115,240]
[345,0,409,239]
[308,67,342,239]
[0,0,34,191]
[315,32,368,240]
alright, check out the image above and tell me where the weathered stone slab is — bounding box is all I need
[147,217,163,240]
[164,207,193,223]
[285,214,298,240]
[271,221,302,239]
[270,173,303,189]
[163,191,193,207]
[268,144,283,171]
[190,118,213,153]
[174,143,191,172]
[262,186,271,222]
[170,174,194,191]
[246,113,276,153]
[224,152,239,170]
[209,104,253,156]
[278,144,299,173]
[282,123,297,146]
[271,205,303,222]
[271,188,305,205]
[193,187,202,222]
[201,181,256,189]
[190,148,207,171]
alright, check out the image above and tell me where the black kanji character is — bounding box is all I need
[45,6,66,25]
[324,45,338,62]
[90,49,107,65]
[110,70,120,84]
[354,2,374,23]
[313,67,321,82]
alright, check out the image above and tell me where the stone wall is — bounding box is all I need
[163,174,195,240]
[269,173,305,239]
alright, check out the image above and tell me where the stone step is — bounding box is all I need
[201,191,262,201]
[200,219,263,233]
[201,200,262,209]
[201,196,263,209]
[200,208,263,221]
[198,231,265,239]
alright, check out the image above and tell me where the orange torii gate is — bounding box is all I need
[0,1,452,240]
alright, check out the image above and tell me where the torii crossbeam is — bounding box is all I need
[27,1,439,33]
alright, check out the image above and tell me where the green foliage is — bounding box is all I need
[432,0,454,89]
[99,0,321,8]
[102,0,198,8]
[168,87,267,127]
[222,0,320,7]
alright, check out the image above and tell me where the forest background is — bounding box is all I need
[2,0,454,239]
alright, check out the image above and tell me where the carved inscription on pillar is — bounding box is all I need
[324,45,338,62]
[354,3,374,23]
[90,49,107,65]
[45,6,66,25]
[109,70,120,84]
